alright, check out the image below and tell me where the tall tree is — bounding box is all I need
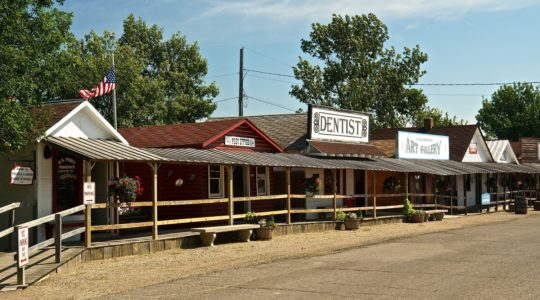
[291,14,428,128]
[0,0,74,152]
[413,106,467,127]
[476,83,540,140]
[71,15,219,128]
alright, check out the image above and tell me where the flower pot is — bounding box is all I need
[410,213,425,223]
[335,221,345,231]
[344,219,360,230]
[255,227,273,240]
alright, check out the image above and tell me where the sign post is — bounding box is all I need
[17,225,29,285]
[83,182,96,205]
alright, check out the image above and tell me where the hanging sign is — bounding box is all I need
[308,105,369,143]
[225,136,256,148]
[18,226,29,267]
[10,166,34,185]
[83,182,96,204]
[397,131,450,160]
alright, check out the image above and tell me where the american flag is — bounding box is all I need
[79,66,116,100]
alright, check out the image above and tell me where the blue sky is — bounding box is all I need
[62,0,540,123]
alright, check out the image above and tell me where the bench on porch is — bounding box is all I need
[423,209,448,221]
[191,224,260,246]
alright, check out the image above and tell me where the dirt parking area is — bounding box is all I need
[6,211,533,299]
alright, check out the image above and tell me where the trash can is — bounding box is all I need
[515,196,528,215]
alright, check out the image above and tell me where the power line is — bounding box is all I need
[214,96,238,103]
[246,73,297,85]
[244,47,294,68]
[245,94,297,112]
[244,68,297,79]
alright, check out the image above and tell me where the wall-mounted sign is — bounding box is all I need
[225,136,255,147]
[17,226,29,267]
[308,105,369,143]
[83,182,95,204]
[469,142,478,154]
[10,166,34,185]
[397,131,450,160]
[481,192,490,205]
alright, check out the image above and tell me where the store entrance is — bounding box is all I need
[233,166,247,213]
[53,151,83,212]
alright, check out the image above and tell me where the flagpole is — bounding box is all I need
[112,54,118,130]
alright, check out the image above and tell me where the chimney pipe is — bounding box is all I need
[424,118,434,130]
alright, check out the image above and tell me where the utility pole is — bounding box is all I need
[238,47,244,116]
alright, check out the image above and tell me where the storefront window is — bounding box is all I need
[256,167,268,195]
[208,165,223,197]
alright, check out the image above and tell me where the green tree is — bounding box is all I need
[413,106,467,127]
[476,83,540,140]
[0,0,74,152]
[291,14,428,128]
[72,15,219,128]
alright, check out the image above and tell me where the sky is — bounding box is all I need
[62,0,540,123]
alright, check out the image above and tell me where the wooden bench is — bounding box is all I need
[191,224,260,246]
[423,209,448,221]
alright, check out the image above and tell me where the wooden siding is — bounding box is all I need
[519,137,540,163]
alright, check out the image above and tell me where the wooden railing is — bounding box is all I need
[1,204,86,285]
[0,202,21,249]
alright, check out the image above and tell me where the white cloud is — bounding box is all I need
[197,0,538,22]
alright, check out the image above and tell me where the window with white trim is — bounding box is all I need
[256,166,268,195]
[208,165,223,198]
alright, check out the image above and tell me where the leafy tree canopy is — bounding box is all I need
[68,14,219,127]
[291,14,429,128]
[476,83,540,140]
[413,106,467,128]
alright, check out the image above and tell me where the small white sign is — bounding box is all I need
[309,105,370,143]
[225,136,256,147]
[18,226,29,267]
[397,131,450,160]
[83,182,96,204]
[10,166,34,185]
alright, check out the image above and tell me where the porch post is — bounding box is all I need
[148,162,160,240]
[286,167,291,224]
[495,173,499,211]
[404,172,409,200]
[463,175,468,216]
[332,169,337,221]
[364,170,368,208]
[84,160,94,248]
[227,165,234,225]
[372,171,377,219]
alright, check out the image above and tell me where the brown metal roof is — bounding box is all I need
[466,162,540,174]
[43,137,169,162]
[308,141,386,158]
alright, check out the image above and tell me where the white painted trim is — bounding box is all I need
[208,165,224,198]
[43,101,128,144]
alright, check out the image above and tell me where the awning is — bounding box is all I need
[43,136,169,162]
[403,160,492,175]
[466,162,540,174]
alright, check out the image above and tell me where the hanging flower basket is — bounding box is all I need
[109,176,144,202]
[303,176,321,196]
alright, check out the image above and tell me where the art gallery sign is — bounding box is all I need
[397,131,450,160]
[308,105,369,143]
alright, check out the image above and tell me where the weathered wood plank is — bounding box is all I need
[0,202,20,214]
[91,221,153,231]
[158,199,229,206]
[157,215,229,226]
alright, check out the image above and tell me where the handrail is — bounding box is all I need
[19,204,85,229]
[0,202,20,215]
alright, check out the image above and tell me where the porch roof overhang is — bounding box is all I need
[43,136,169,162]
[146,148,441,173]
[402,159,492,175]
[465,162,540,174]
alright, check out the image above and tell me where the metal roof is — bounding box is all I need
[465,162,540,174]
[43,137,169,162]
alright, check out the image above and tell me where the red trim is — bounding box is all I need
[201,119,283,152]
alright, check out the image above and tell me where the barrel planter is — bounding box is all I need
[515,196,528,215]
[410,213,425,223]
[534,201,540,211]
[344,219,360,230]
[335,221,345,231]
[255,227,274,240]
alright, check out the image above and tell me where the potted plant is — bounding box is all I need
[403,198,424,223]
[255,217,276,240]
[109,176,144,202]
[303,175,321,196]
[344,212,361,230]
[409,210,426,223]
[335,210,346,230]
